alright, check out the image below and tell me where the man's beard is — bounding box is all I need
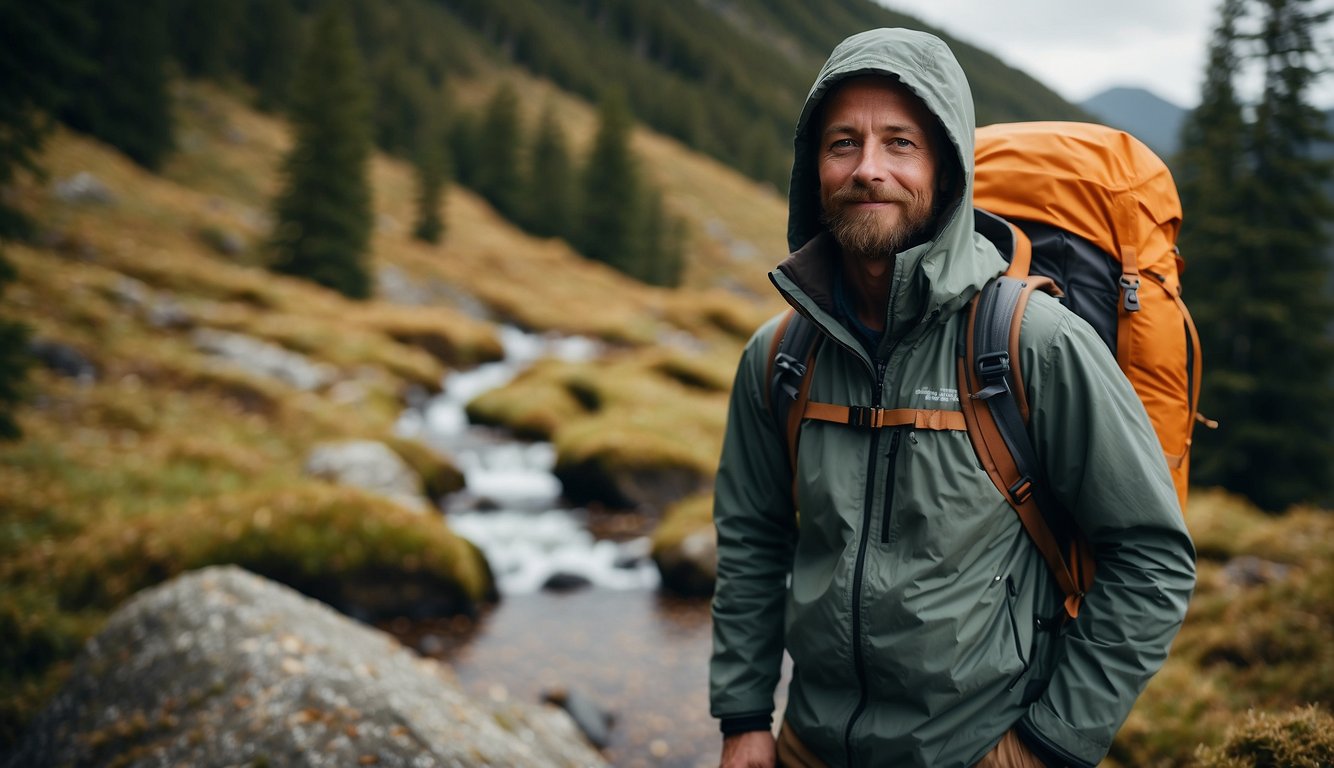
[821,183,935,261]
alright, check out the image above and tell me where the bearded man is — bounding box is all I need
[709,28,1195,768]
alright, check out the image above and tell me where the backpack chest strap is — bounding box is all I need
[802,402,966,431]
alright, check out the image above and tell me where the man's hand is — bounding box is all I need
[720,730,776,768]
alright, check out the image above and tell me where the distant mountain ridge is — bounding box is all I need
[1080,86,1334,164]
[1080,87,1188,157]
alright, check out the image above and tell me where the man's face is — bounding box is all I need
[817,76,941,261]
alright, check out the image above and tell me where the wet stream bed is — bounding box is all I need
[388,327,737,767]
[387,588,719,768]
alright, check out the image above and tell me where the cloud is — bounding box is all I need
[879,0,1214,106]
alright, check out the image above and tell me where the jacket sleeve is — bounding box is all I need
[1017,297,1197,767]
[709,318,798,723]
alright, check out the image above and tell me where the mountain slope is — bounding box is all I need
[329,0,1090,189]
[1081,86,1188,157]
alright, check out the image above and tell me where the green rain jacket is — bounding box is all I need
[709,28,1196,768]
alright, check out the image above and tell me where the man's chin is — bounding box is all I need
[830,220,907,260]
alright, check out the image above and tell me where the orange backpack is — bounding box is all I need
[973,120,1211,511]
[767,122,1211,618]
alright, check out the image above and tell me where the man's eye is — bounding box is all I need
[830,139,856,150]
[890,138,914,149]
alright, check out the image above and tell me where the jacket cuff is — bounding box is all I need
[719,713,773,736]
[1016,717,1096,768]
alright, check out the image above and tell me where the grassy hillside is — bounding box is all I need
[431,0,1086,188]
[0,70,783,746]
[147,0,1087,193]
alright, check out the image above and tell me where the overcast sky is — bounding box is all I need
[877,0,1333,109]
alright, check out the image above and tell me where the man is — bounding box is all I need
[709,28,1196,768]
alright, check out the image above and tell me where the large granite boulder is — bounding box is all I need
[6,566,608,768]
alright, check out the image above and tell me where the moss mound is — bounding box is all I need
[1192,706,1334,768]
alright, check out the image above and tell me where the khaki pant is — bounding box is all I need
[776,723,1044,768]
[973,729,1047,768]
[776,722,827,768]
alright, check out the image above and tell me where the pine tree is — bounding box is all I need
[59,0,174,170]
[0,255,27,439]
[449,112,483,189]
[166,0,242,79]
[0,0,87,236]
[372,51,434,157]
[241,0,301,113]
[0,0,89,438]
[474,83,525,221]
[1232,0,1334,509]
[412,105,450,245]
[635,186,686,287]
[521,101,576,238]
[1177,0,1252,494]
[577,91,641,275]
[1181,0,1334,510]
[269,3,374,300]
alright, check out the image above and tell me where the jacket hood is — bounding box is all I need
[779,28,1002,340]
[789,28,974,252]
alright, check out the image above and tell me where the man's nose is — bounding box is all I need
[851,144,887,186]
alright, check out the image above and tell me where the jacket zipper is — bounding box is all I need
[1005,575,1032,690]
[842,357,887,765]
[879,430,903,544]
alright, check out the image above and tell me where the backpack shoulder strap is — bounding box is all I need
[959,275,1094,619]
[767,309,822,479]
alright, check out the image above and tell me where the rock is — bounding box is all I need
[555,457,705,513]
[146,296,191,330]
[542,686,615,750]
[198,225,247,256]
[28,338,97,383]
[541,571,593,592]
[112,276,191,329]
[52,171,115,205]
[4,566,608,768]
[192,328,337,391]
[652,528,717,597]
[1222,555,1293,588]
[304,440,431,513]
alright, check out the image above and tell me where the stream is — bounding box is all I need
[392,327,722,768]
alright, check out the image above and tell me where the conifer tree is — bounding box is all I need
[1232,0,1334,509]
[413,107,450,245]
[522,101,576,239]
[633,185,686,288]
[577,91,641,275]
[166,0,242,78]
[242,0,301,113]
[372,52,434,157]
[474,83,525,221]
[59,0,174,170]
[269,3,374,299]
[0,0,86,236]
[1177,0,1252,494]
[449,112,483,189]
[0,255,27,439]
[1181,0,1334,510]
[0,0,88,437]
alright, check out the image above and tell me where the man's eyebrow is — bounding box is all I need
[821,122,924,136]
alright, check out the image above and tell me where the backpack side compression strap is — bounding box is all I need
[959,276,1093,619]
